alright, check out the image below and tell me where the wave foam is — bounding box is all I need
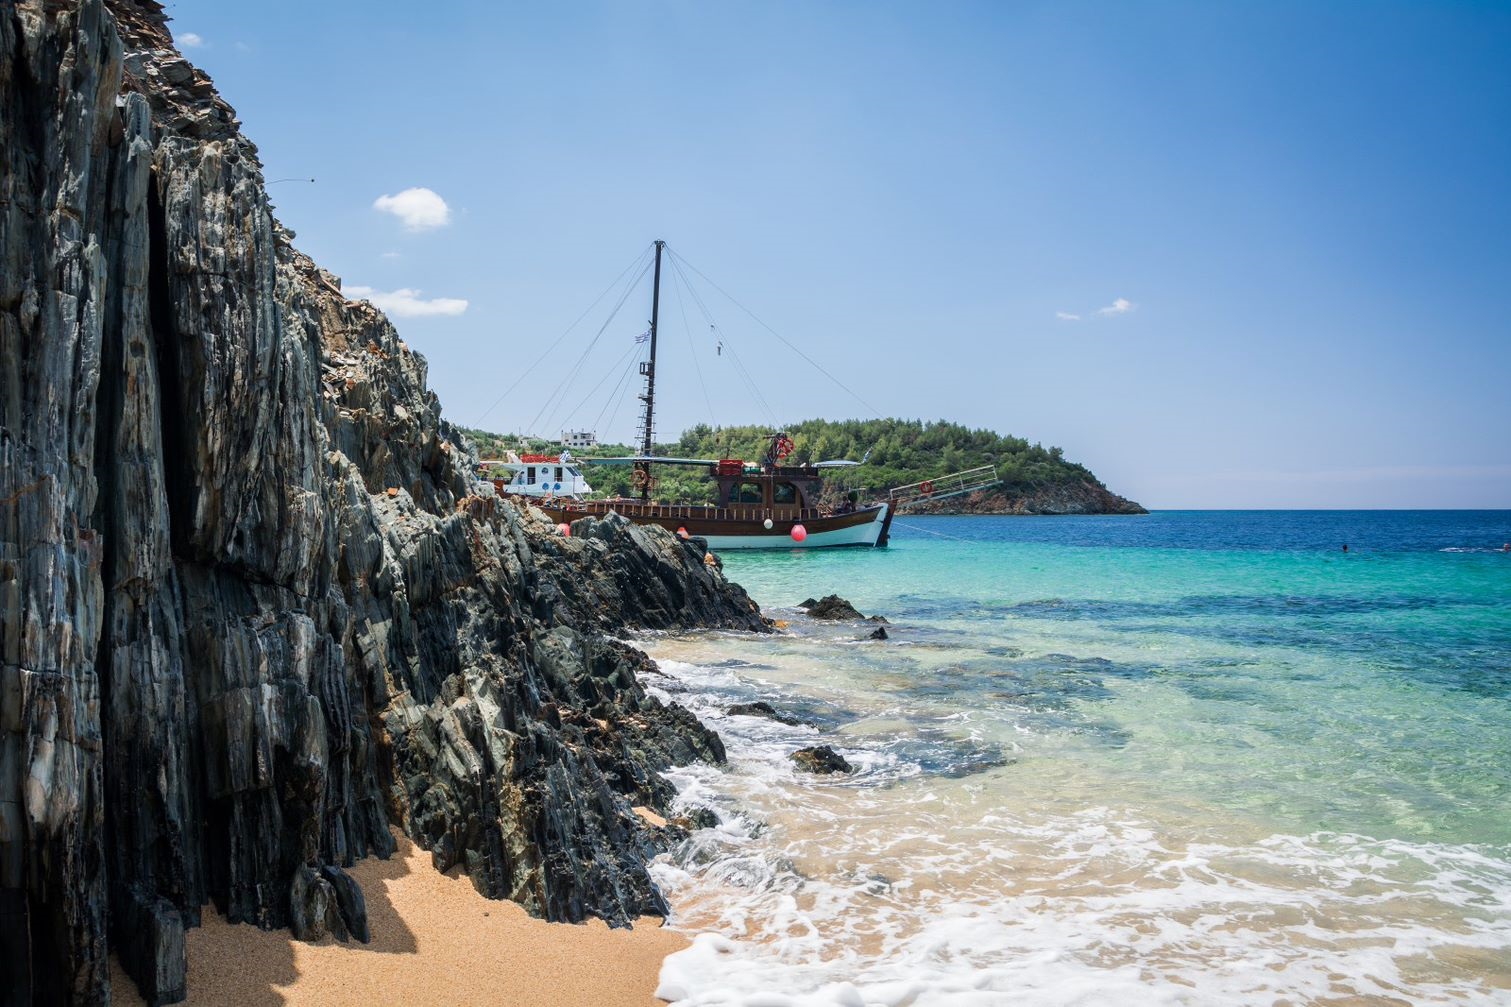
[646,652,1511,1007]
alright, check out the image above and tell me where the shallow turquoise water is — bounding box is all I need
[648,512,1511,1005]
[729,512,1511,844]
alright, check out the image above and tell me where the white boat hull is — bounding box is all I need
[699,505,890,550]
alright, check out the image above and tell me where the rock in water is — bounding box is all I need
[866,626,889,640]
[727,700,809,726]
[797,594,866,620]
[0,3,763,1003]
[676,807,721,830]
[791,746,854,775]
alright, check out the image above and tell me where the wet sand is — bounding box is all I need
[112,835,685,1006]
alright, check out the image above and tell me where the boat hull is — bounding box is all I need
[527,498,893,549]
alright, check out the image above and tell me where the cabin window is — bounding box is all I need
[555,466,564,482]
[735,482,764,504]
[527,467,536,485]
[773,482,798,505]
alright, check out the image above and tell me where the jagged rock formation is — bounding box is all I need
[902,481,1146,515]
[0,2,764,1003]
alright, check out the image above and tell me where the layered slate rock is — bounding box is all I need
[0,2,763,1003]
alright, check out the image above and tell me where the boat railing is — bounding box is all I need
[566,503,844,524]
[889,465,1000,508]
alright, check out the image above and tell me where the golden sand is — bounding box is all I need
[112,835,686,1006]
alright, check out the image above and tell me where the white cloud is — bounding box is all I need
[1096,297,1135,316]
[372,188,451,231]
[178,32,205,48]
[1055,311,1081,321]
[346,286,468,317]
[234,41,253,53]
[380,251,402,260]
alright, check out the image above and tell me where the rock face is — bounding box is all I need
[902,481,1146,515]
[0,2,763,1003]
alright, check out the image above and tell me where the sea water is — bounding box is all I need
[642,511,1511,1006]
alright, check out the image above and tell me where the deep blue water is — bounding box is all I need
[888,509,1511,553]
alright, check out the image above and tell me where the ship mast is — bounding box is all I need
[635,239,665,501]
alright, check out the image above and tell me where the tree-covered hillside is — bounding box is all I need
[458,419,1143,513]
[668,419,1099,497]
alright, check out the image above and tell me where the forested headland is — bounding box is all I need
[462,418,1145,514]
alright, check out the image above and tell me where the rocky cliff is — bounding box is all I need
[902,481,1147,516]
[0,2,765,1003]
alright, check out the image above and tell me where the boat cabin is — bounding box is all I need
[711,463,829,516]
[481,454,593,499]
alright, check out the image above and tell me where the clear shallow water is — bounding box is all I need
[643,512,1511,1006]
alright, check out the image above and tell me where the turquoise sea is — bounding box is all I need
[643,511,1511,1006]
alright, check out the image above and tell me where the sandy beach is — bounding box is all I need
[111,835,685,1007]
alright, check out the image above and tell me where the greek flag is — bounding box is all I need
[635,329,650,344]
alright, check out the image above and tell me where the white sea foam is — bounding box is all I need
[645,647,1511,1007]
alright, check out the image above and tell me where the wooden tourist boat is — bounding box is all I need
[485,240,893,549]
[530,455,893,549]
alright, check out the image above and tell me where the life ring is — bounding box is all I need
[920,480,935,497]
[631,468,649,489]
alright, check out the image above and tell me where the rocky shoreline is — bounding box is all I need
[899,481,1146,515]
[1,3,763,1003]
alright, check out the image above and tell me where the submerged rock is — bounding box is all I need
[791,746,854,775]
[866,626,889,640]
[0,4,762,1002]
[727,700,809,726]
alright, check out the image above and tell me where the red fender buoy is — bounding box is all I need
[790,524,807,543]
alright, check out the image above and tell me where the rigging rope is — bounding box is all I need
[597,346,643,443]
[524,252,654,440]
[669,265,717,431]
[666,254,778,427]
[668,248,884,419]
[556,340,639,435]
[474,243,653,430]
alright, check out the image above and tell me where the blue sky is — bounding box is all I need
[170,1,1510,508]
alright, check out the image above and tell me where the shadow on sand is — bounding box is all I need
[111,833,420,1006]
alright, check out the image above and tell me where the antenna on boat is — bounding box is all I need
[635,239,665,501]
